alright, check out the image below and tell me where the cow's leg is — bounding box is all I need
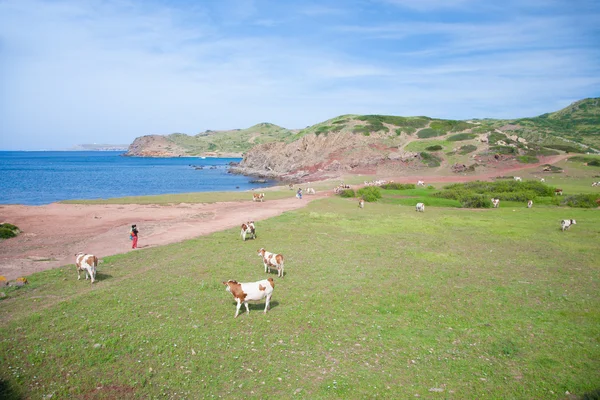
[280,263,284,278]
[235,300,242,318]
[264,294,272,313]
[77,268,81,280]
[244,301,250,315]
[265,263,268,274]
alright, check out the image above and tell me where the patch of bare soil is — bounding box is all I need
[0,154,569,281]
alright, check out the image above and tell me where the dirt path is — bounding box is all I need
[0,155,570,281]
[0,194,329,281]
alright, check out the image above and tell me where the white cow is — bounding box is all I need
[491,198,500,208]
[592,182,599,187]
[258,248,285,278]
[416,202,425,212]
[540,178,546,183]
[561,219,576,231]
[527,200,533,208]
[514,177,522,182]
[417,180,425,186]
[223,278,274,318]
[305,187,316,194]
[75,253,98,283]
[240,221,256,241]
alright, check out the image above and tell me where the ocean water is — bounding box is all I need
[0,151,273,205]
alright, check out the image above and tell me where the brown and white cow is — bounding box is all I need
[491,198,500,208]
[561,219,576,231]
[252,193,265,202]
[527,200,533,208]
[75,252,98,283]
[240,221,256,241]
[555,189,563,196]
[223,278,275,318]
[258,248,285,277]
[358,199,365,208]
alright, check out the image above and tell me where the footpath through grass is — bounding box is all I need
[1,196,599,399]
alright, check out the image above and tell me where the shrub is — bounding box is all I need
[380,183,415,190]
[460,194,493,208]
[417,128,445,139]
[544,144,585,153]
[517,155,539,164]
[490,145,517,155]
[0,223,20,239]
[420,152,441,167]
[560,194,600,208]
[425,145,443,151]
[459,145,477,155]
[357,187,382,202]
[339,189,355,198]
[488,132,509,144]
[447,133,477,141]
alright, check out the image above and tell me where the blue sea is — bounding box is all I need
[0,151,273,205]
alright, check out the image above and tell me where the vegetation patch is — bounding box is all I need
[339,189,356,198]
[420,151,441,167]
[425,145,443,151]
[0,223,20,239]
[429,120,473,132]
[447,133,477,141]
[380,183,416,190]
[543,144,586,153]
[417,128,446,139]
[357,186,382,202]
[315,125,342,136]
[517,155,539,164]
[459,145,477,155]
[559,194,600,208]
[488,132,510,144]
[490,145,517,155]
[567,156,600,166]
[541,164,564,173]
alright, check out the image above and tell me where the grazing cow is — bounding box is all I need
[560,219,576,231]
[514,176,522,182]
[555,189,563,196]
[540,178,546,183]
[223,278,274,318]
[240,221,256,241]
[527,200,533,208]
[257,248,285,278]
[75,252,98,283]
[416,202,425,212]
[305,187,316,194]
[358,199,365,208]
[252,193,265,202]
[592,182,599,187]
[491,198,500,208]
[417,180,425,186]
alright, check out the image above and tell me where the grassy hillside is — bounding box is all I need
[164,123,296,156]
[130,98,599,157]
[1,184,599,398]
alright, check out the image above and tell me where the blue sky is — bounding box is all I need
[1,0,598,150]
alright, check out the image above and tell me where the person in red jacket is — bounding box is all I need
[130,224,139,249]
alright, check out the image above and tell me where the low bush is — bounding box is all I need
[490,145,517,155]
[357,186,382,202]
[0,223,20,239]
[567,156,600,166]
[380,183,416,190]
[517,155,539,164]
[425,145,443,151]
[488,132,509,144]
[420,152,441,167]
[417,128,445,139]
[339,189,356,198]
[560,194,600,208]
[447,133,477,141]
[461,194,493,208]
[459,145,477,155]
[544,144,585,153]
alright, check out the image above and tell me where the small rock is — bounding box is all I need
[93,343,102,349]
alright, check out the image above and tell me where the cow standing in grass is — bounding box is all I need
[240,221,256,241]
[223,278,274,318]
[358,199,365,209]
[75,253,98,284]
[491,198,500,208]
[416,203,425,212]
[258,248,285,278]
[527,200,533,208]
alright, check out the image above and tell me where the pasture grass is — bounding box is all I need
[1,196,599,399]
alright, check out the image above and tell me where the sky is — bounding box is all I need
[0,0,599,150]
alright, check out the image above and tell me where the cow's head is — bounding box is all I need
[257,248,266,257]
[223,280,238,293]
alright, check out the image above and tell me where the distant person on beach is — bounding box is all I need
[130,224,139,249]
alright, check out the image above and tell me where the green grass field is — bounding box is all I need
[1,183,599,398]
